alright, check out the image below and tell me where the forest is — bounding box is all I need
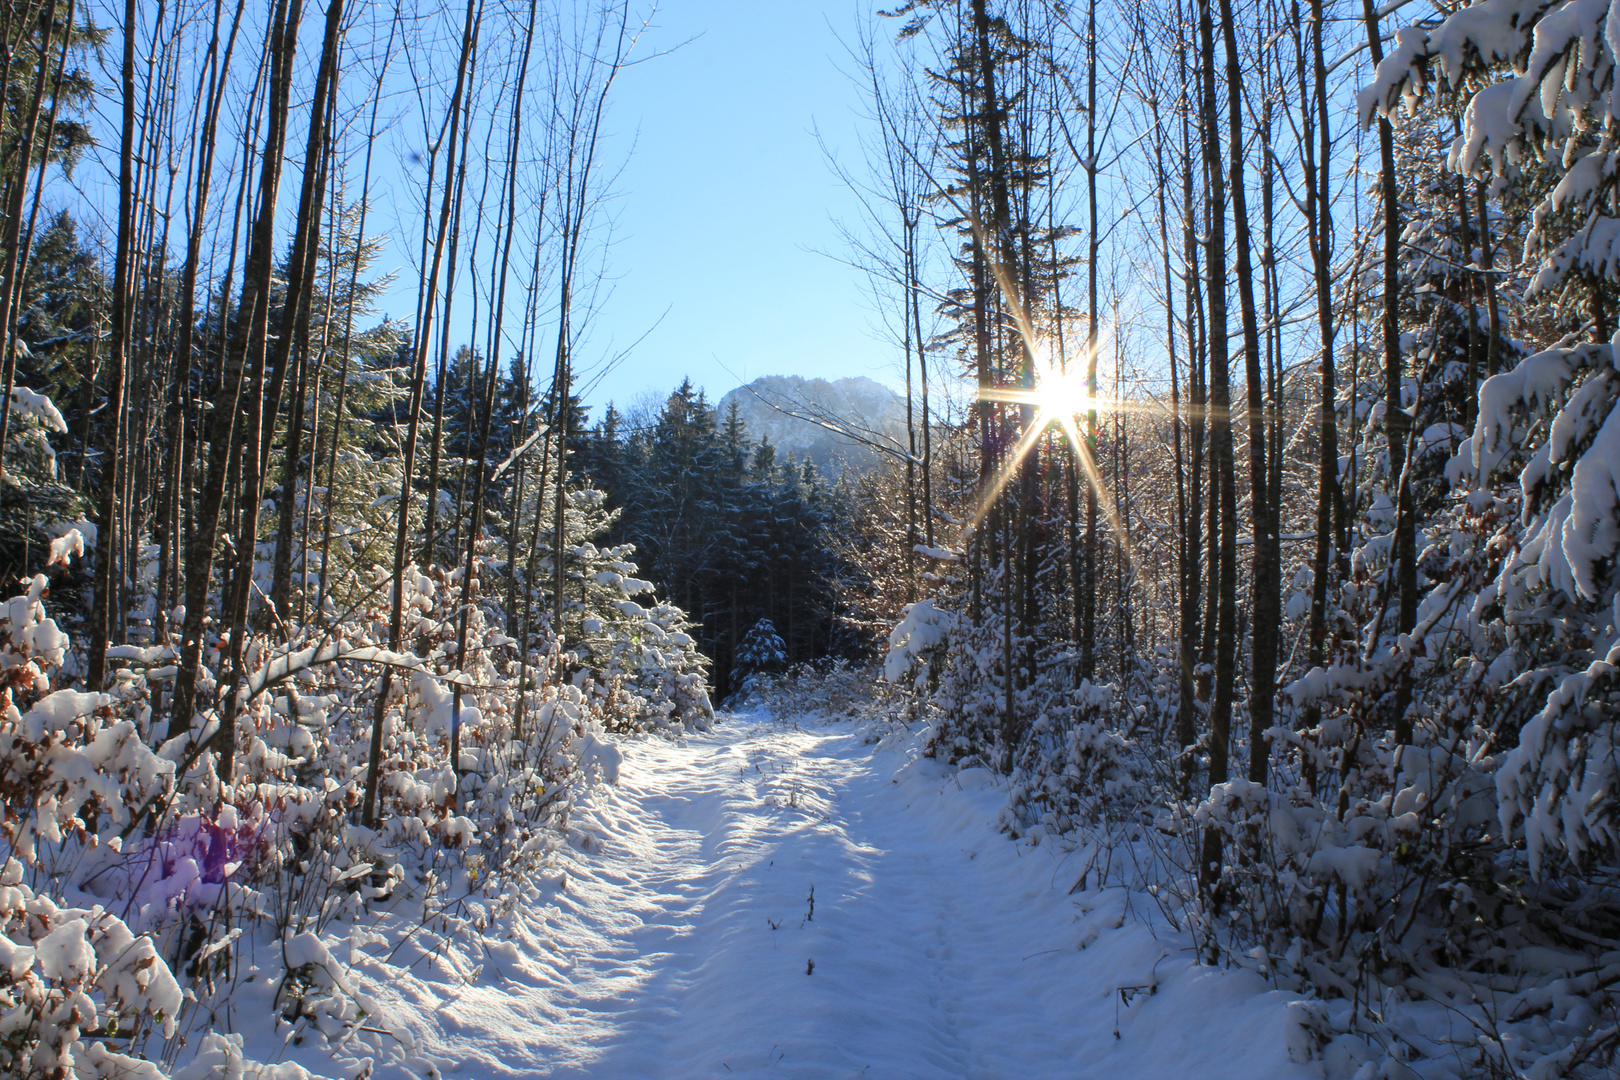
[2,0,1620,1077]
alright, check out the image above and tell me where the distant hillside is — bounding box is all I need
[718,375,906,476]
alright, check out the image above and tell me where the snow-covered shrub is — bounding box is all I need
[579,589,712,735]
[0,333,698,1080]
[0,384,89,597]
[172,1033,310,1080]
[723,618,788,707]
[0,521,644,1076]
[0,857,184,1080]
[0,575,175,868]
[0,574,189,1079]
[882,600,953,694]
[1006,678,1136,838]
[918,612,1013,767]
[621,596,714,732]
[733,657,888,724]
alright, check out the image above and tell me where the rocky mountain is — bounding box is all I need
[718,375,907,476]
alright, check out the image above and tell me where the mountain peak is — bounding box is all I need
[719,375,906,475]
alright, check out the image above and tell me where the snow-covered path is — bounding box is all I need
[358,713,1316,1079]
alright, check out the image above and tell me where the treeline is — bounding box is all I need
[425,364,870,699]
[850,0,1620,1075]
[0,0,651,751]
[0,2,743,1075]
[579,381,863,698]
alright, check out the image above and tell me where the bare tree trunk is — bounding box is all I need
[903,213,918,602]
[1476,182,1501,377]
[1176,0,1205,788]
[424,74,477,567]
[1216,0,1276,789]
[1300,0,1338,795]
[362,0,480,828]
[1197,0,1238,903]
[297,136,341,626]
[0,0,60,480]
[548,1,634,665]
[318,8,396,613]
[169,0,301,744]
[450,352,498,789]
[968,0,1030,766]
[86,0,138,689]
[452,0,536,782]
[269,0,346,614]
[214,0,311,779]
[915,237,934,551]
[1081,0,1099,681]
[1361,0,1416,745]
[1139,6,1195,766]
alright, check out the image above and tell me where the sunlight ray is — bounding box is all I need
[969,415,1053,532]
[969,326,1138,570]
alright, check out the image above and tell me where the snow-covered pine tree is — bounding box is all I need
[510,471,712,734]
[732,617,787,685]
[1361,0,1620,878]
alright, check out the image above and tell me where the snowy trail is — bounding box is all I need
[355,713,1316,1079]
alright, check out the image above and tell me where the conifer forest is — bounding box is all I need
[4,0,1620,1077]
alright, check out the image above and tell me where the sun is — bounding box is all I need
[977,350,1096,427]
[972,347,1099,525]
[967,336,1133,566]
[1033,357,1094,421]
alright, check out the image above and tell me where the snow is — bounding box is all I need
[884,600,954,685]
[36,917,94,982]
[1453,80,1524,177]
[45,516,96,551]
[343,712,1315,1079]
[174,1035,314,1080]
[912,543,960,562]
[1428,0,1541,82]
[46,528,84,568]
[26,689,110,730]
[1358,24,1432,123]
[1470,343,1592,478]
[579,731,623,783]
[246,640,426,703]
[1513,0,1609,125]
[719,375,907,474]
[9,385,67,432]
[0,934,34,978]
[1530,214,1620,294]
[1497,625,1620,873]
[285,932,337,972]
[1519,396,1620,600]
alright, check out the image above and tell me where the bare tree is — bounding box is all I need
[362,0,481,828]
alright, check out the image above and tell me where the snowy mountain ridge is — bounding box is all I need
[719,374,907,475]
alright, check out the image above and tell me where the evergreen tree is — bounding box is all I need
[585,379,868,697]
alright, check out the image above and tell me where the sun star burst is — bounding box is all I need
[970,336,1138,568]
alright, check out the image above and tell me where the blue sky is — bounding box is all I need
[70,1,909,421]
[575,1,900,414]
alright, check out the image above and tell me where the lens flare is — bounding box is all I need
[970,328,1142,568]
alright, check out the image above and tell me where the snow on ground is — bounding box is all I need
[344,711,1318,1079]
